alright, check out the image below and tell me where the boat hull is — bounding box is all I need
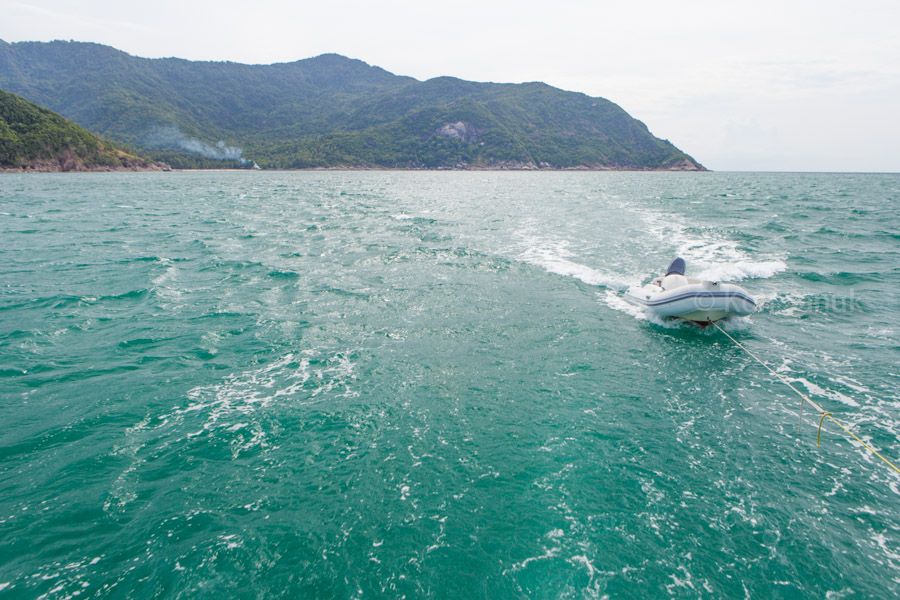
[624,281,756,323]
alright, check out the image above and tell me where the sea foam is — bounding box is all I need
[521,247,634,290]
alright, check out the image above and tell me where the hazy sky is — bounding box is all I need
[3,0,899,171]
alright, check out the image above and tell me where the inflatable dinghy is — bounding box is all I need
[624,258,756,323]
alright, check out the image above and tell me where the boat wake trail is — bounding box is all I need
[514,201,786,325]
[694,260,786,283]
[520,246,634,290]
[634,206,787,283]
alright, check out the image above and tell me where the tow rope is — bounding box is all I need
[711,321,900,477]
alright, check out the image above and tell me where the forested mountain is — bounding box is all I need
[0,88,165,171]
[0,40,704,170]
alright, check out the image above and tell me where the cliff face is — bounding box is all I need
[0,88,168,172]
[0,41,705,171]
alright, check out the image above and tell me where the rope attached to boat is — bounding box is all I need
[711,321,900,477]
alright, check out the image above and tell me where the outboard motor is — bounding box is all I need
[666,257,686,276]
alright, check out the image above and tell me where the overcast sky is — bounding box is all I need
[3,0,899,171]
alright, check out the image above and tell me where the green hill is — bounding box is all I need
[0,40,704,171]
[0,88,166,171]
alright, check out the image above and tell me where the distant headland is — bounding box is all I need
[0,40,705,172]
[0,89,168,172]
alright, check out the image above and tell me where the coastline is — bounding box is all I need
[3,164,706,174]
[0,162,171,173]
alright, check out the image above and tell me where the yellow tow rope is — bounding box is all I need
[711,321,900,477]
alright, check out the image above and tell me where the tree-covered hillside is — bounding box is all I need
[0,88,164,171]
[0,40,704,170]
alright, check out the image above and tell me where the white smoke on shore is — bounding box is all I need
[147,127,253,164]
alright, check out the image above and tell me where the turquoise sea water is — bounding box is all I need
[1,171,899,598]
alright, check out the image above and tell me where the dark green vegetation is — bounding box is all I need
[0,88,163,171]
[0,40,704,170]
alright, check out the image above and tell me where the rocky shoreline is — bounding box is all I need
[1,163,171,173]
[0,154,171,173]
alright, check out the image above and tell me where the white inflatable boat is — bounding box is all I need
[624,258,756,323]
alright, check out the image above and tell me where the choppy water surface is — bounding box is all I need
[1,171,899,598]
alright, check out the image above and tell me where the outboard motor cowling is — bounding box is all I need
[666,257,686,276]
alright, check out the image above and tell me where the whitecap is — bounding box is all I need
[791,377,861,408]
[830,376,873,395]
